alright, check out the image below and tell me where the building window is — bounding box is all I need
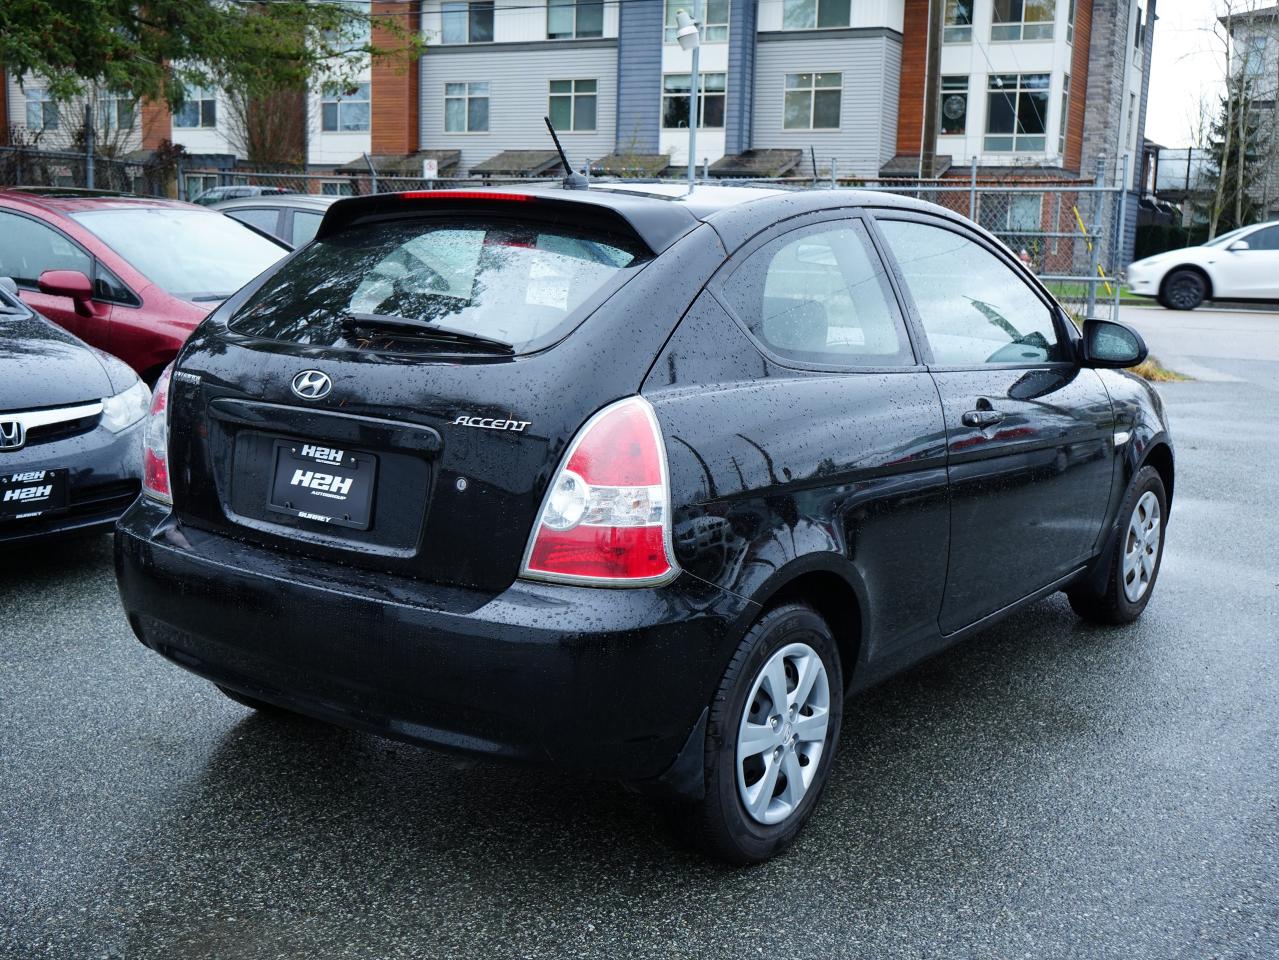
[991,0,1055,41]
[1058,75,1070,155]
[321,180,355,196]
[944,0,973,42]
[548,0,603,39]
[1134,1,1145,63]
[781,0,851,30]
[1066,0,1075,43]
[784,72,842,130]
[445,81,490,132]
[939,76,968,135]
[662,73,726,129]
[323,0,371,53]
[321,83,370,131]
[984,73,1050,151]
[184,174,218,201]
[1128,92,1138,151]
[442,1,494,44]
[96,93,135,132]
[174,86,217,128]
[549,79,597,131]
[665,0,728,42]
[25,89,58,131]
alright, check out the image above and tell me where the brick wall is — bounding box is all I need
[371,0,420,155]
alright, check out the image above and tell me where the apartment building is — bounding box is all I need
[1220,3,1279,218]
[2,0,1154,190]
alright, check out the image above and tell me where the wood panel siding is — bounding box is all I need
[372,0,421,155]
[140,99,171,150]
[1066,0,1093,172]
[895,0,928,155]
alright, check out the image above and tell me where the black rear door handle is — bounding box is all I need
[961,409,1005,428]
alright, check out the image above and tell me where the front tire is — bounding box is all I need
[1161,268,1206,310]
[689,603,844,864]
[1068,465,1167,624]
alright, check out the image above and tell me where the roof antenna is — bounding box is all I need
[545,115,589,190]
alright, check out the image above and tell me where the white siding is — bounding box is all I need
[5,72,142,153]
[420,44,618,173]
[751,34,902,176]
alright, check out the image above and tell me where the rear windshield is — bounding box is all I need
[228,217,649,354]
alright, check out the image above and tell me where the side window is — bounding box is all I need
[291,210,325,247]
[1246,225,1279,251]
[877,218,1066,366]
[0,211,92,287]
[229,208,280,236]
[94,263,137,304]
[720,220,914,367]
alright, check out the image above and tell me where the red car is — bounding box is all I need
[0,188,287,384]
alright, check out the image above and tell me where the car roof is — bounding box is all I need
[0,188,203,216]
[212,195,338,212]
[318,181,949,255]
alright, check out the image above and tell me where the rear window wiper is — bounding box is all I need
[341,312,515,354]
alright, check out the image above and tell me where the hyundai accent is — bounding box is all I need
[115,185,1174,863]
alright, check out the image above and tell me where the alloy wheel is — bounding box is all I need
[1165,272,1204,310]
[735,642,831,825]
[1123,490,1162,603]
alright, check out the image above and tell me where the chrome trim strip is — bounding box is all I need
[2,401,103,430]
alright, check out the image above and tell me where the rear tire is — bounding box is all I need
[686,603,844,864]
[1068,466,1167,625]
[1161,268,1206,310]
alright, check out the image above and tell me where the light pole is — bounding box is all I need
[675,4,701,191]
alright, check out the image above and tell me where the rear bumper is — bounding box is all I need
[114,498,751,786]
[0,421,142,545]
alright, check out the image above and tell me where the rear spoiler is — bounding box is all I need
[315,188,701,254]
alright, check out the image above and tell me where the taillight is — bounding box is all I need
[521,396,677,586]
[142,364,173,503]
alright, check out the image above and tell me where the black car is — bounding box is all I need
[1,278,146,544]
[115,185,1174,863]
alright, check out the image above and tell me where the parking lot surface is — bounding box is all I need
[3,307,1277,959]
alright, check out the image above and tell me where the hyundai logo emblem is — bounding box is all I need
[291,370,332,401]
[0,420,24,452]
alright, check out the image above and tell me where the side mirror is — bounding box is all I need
[1228,240,1250,252]
[1081,318,1148,369]
[38,269,94,316]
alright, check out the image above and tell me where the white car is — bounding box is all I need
[1127,221,1279,310]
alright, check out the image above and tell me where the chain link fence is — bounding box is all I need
[0,144,176,197]
[0,144,1130,321]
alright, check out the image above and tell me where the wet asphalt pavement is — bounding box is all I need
[2,308,1277,959]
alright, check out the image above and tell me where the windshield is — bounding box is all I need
[1202,225,1253,248]
[71,208,286,301]
[228,217,648,354]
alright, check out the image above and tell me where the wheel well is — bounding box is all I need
[763,571,862,690]
[1161,265,1212,301]
[1142,442,1175,507]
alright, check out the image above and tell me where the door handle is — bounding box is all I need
[961,409,1005,428]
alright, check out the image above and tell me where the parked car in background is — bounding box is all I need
[1127,221,1279,309]
[117,185,1174,864]
[213,194,338,248]
[191,185,295,206]
[0,276,146,544]
[0,188,288,384]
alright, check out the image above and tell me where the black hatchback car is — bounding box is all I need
[115,185,1173,862]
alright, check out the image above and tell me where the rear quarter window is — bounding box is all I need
[229,217,649,354]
